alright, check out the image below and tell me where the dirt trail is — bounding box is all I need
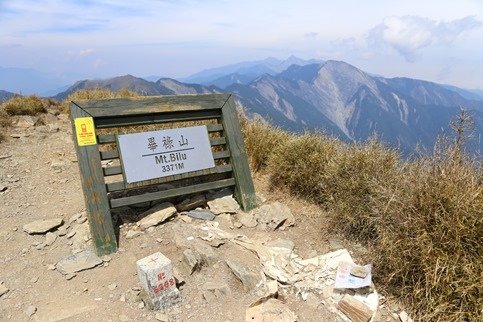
[0,114,399,321]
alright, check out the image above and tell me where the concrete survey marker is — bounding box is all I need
[136,252,181,310]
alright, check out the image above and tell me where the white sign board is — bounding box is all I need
[117,125,215,184]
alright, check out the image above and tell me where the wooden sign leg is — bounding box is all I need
[70,103,118,255]
[221,96,257,211]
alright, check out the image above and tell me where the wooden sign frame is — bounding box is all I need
[70,94,257,255]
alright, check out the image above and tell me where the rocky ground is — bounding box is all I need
[0,113,410,321]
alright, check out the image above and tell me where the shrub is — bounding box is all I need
[0,108,10,127]
[241,117,291,171]
[268,133,340,201]
[1,95,47,115]
[372,144,482,321]
[324,139,399,241]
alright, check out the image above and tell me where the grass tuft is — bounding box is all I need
[1,95,47,116]
[60,88,138,113]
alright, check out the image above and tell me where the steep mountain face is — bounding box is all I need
[230,61,483,153]
[0,90,15,102]
[183,55,323,87]
[55,75,217,100]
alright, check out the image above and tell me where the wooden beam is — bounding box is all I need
[69,103,117,256]
[110,178,236,208]
[94,109,221,128]
[73,94,230,117]
[106,164,233,192]
[221,96,257,211]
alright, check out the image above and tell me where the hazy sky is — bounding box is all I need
[1,0,483,88]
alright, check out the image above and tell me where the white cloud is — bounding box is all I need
[79,48,95,57]
[367,15,483,62]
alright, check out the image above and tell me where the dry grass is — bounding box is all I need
[372,142,482,321]
[60,88,138,113]
[1,95,47,116]
[241,115,482,321]
[240,117,291,172]
[0,108,10,127]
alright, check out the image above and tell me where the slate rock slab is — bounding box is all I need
[226,259,259,292]
[187,209,215,221]
[56,250,103,275]
[23,218,64,234]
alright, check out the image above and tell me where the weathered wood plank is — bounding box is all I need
[74,94,230,117]
[221,96,257,211]
[97,123,224,145]
[94,109,221,128]
[337,294,373,322]
[70,103,117,256]
[110,178,236,208]
[106,164,233,192]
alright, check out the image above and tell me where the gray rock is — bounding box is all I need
[25,305,37,317]
[56,250,103,275]
[138,202,177,229]
[57,225,68,236]
[68,212,83,224]
[182,249,200,274]
[23,218,63,234]
[15,115,39,128]
[225,259,259,292]
[267,239,295,251]
[51,160,65,171]
[0,283,9,297]
[202,281,231,302]
[187,209,215,221]
[192,241,218,266]
[0,185,7,192]
[176,194,206,212]
[207,189,240,214]
[66,230,76,238]
[126,229,143,239]
[250,280,279,307]
[238,212,258,228]
[254,202,294,231]
[107,283,117,291]
[44,232,57,246]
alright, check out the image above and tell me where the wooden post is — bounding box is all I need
[221,96,257,211]
[70,103,117,255]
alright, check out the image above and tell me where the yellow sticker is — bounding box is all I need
[74,117,97,146]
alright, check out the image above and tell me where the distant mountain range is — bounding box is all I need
[1,56,482,153]
[54,75,219,100]
[227,61,483,153]
[182,56,323,89]
[0,90,15,102]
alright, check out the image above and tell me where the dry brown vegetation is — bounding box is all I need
[1,95,47,116]
[60,87,138,112]
[241,115,482,321]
